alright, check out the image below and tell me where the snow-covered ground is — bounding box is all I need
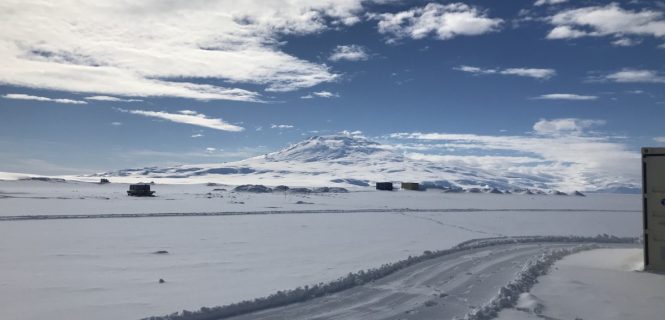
[0,179,637,217]
[0,180,642,320]
[497,248,665,320]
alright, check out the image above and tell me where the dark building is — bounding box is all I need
[127,184,155,197]
[376,182,393,191]
[401,182,420,191]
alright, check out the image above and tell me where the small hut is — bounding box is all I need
[127,184,155,197]
[376,182,393,191]
[401,182,420,191]
[99,178,110,184]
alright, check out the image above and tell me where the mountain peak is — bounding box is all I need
[264,134,391,162]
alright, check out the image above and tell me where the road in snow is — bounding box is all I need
[214,243,627,320]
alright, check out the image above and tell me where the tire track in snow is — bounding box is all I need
[0,208,638,221]
[144,236,637,320]
[392,211,505,237]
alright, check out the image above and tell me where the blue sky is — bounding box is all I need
[0,0,663,187]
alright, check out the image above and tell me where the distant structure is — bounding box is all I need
[376,182,393,191]
[642,147,665,272]
[127,184,155,197]
[401,182,420,191]
[99,178,110,184]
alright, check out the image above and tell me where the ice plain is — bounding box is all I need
[0,179,642,320]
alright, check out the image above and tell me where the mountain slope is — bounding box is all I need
[91,135,638,193]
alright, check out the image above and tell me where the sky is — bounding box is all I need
[0,0,664,188]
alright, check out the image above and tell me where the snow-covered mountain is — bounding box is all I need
[91,135,638,193]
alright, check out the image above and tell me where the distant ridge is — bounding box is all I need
[91,135,639,193]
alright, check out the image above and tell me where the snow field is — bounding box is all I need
[496,248,665,320]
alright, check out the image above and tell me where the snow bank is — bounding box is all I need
[462,244,600,320]
[497,248,664,320]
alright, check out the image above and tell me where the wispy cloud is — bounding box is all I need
[329,45,369,61]
[2,93,87,104]
[532,118,605,135]
[118,109,244,132]
[546,4,665,46]
[653,137,665,143]
[271,124,294,129]
[533,93,598,100]
[387,118,636,191]
[534,0,567,6]
[371,3,503,43]
[611,38,642,47]
[455,65,556,79]
[340,130,364,138]
[601,69,665,83]
[111,122,122,126]
[300,91,340,99]
[191,133,204,138]
[85,95,142,102]
[0,1,365,101]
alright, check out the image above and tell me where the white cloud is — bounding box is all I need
[271,124,294,129]
[546,4,665,43]
[534,0,568,6]
[388,118,637,191]
[205,147,216,152]
[2,93,87,104]
[111,122,122,126]
[313,91,339,98]
[340,130,364,138]
[300,91,339,99]
[372,3,503,42]
[659,43,665,49]
[546,25,590,39]
[178,110,198,116]
[455,65,556,79]
[532,118,605,135]
[456,65,491,74]
[611,38,641,46]
[653,137,665,143]
[534,93,598,100]
[85,95,142,102]
[501,68,556,79]
[191,134,204,138]
[119,109,244,132]
[406,153,540,168]
[0,1,367,101]
[603,69,665,83]
[329,45,369,61]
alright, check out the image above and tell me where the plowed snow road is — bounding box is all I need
[219,243,619,320]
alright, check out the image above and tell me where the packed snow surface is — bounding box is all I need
[185,243,606,320]
[0,180,642,320]
[0,180,637,217]
[497,248,665,320]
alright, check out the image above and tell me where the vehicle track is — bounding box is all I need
[146,238,635,320]
[0,208,638,221]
